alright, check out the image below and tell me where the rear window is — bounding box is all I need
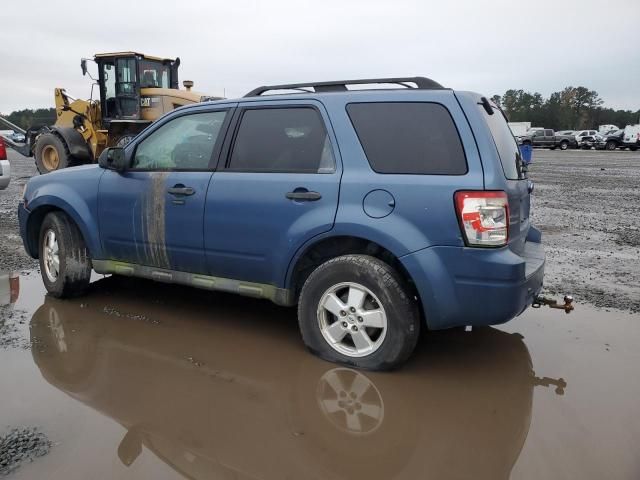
[481,104,525,180]
[346,102,467,175]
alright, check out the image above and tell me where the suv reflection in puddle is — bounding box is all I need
[30,277,564,480]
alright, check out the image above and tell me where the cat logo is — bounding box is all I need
[140,97,151,107]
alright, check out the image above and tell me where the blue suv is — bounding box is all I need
[19,77,544,370]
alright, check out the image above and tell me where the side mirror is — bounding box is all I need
[98,147,128,172]
[80,59,87,76]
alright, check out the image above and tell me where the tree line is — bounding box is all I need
[2,88,640,132]
[0,108,57,131]
[491,87,640,131]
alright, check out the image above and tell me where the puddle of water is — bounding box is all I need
[0,271,639,479]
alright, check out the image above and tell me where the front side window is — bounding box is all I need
[102,62,116,117]
[132,111,227,170]
[228,108,335,173]
[139,60,170,88]
[347,102,467,175]
[116,58,137,95]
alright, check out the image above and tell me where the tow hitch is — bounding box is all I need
[532,295,574,313]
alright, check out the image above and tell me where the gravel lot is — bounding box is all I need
[1,148,639,312]
[528,149,640,313]
[0,150,38,272]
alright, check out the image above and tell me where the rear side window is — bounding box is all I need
[228,107,335,173]
[481,104,524,180]
[346,102,467,175]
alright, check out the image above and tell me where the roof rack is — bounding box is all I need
[244,76,445,97]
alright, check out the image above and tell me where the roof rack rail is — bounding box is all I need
[244,76,445,97]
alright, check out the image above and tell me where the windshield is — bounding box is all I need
[139,59,171,88]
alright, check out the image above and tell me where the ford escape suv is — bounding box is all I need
[19,77,544,370]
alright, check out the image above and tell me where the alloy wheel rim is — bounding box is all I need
[317,368,385,435]
[317,282,387,358]
[43,230,60,282]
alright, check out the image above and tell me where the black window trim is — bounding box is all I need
[127,107,234,173]
[345,101,469,176]
[221,104,337,174]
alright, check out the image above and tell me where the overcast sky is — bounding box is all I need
[1,0,638,114]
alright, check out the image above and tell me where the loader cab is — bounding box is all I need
[94,52,180,126]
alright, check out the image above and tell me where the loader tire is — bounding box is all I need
[35,133,70,174]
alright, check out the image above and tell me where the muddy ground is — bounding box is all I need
[529,150,640,313]
[0,148,639,479]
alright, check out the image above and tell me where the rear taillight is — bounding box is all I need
[454,191,509,247]
[0,138,6,160]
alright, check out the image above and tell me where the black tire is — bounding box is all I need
[550,146,556,150]
[39,211,92,298]
[605,141,617,151]
[560,141,569,150]
[297,255,420,371]
[35,133,70,174]
[630,146,638,152]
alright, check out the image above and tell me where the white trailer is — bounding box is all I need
[598,124,618,134]
[508,122,531,137]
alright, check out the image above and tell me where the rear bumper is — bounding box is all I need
[400,228,545,330]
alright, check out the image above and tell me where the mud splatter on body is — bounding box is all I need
[140,172,170,269]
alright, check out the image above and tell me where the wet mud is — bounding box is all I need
[528,150,640,313]
[0,272,639,479]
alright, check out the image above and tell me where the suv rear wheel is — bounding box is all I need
[39,211,92,298]
[298,255,420,371]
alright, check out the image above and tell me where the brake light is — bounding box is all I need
[454,191,509,247]
[0,138,6,160]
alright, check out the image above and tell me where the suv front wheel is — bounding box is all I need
[298,255,420,371]
[39,211,92,298]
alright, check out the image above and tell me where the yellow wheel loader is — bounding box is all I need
[18,52,220,174]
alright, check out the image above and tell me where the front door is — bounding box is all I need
[98,109,231,274]
[204,102,341,286]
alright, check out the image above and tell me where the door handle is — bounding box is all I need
[167,185,195,196]
[286,190,322,201]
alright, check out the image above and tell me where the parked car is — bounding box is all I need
[596,129,625,150]
[622,124,640,151]
[0,137,10,190]
[10,132,25,143]
[518,128,576,150]
[18,77,545,370]
[574,130,598,145]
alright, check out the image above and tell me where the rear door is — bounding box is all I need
[203,100,341,286]
[544,129,554,147]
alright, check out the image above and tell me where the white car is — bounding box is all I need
[0,137,10,190]
[622,124,640,150]
[574,130,598,145]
